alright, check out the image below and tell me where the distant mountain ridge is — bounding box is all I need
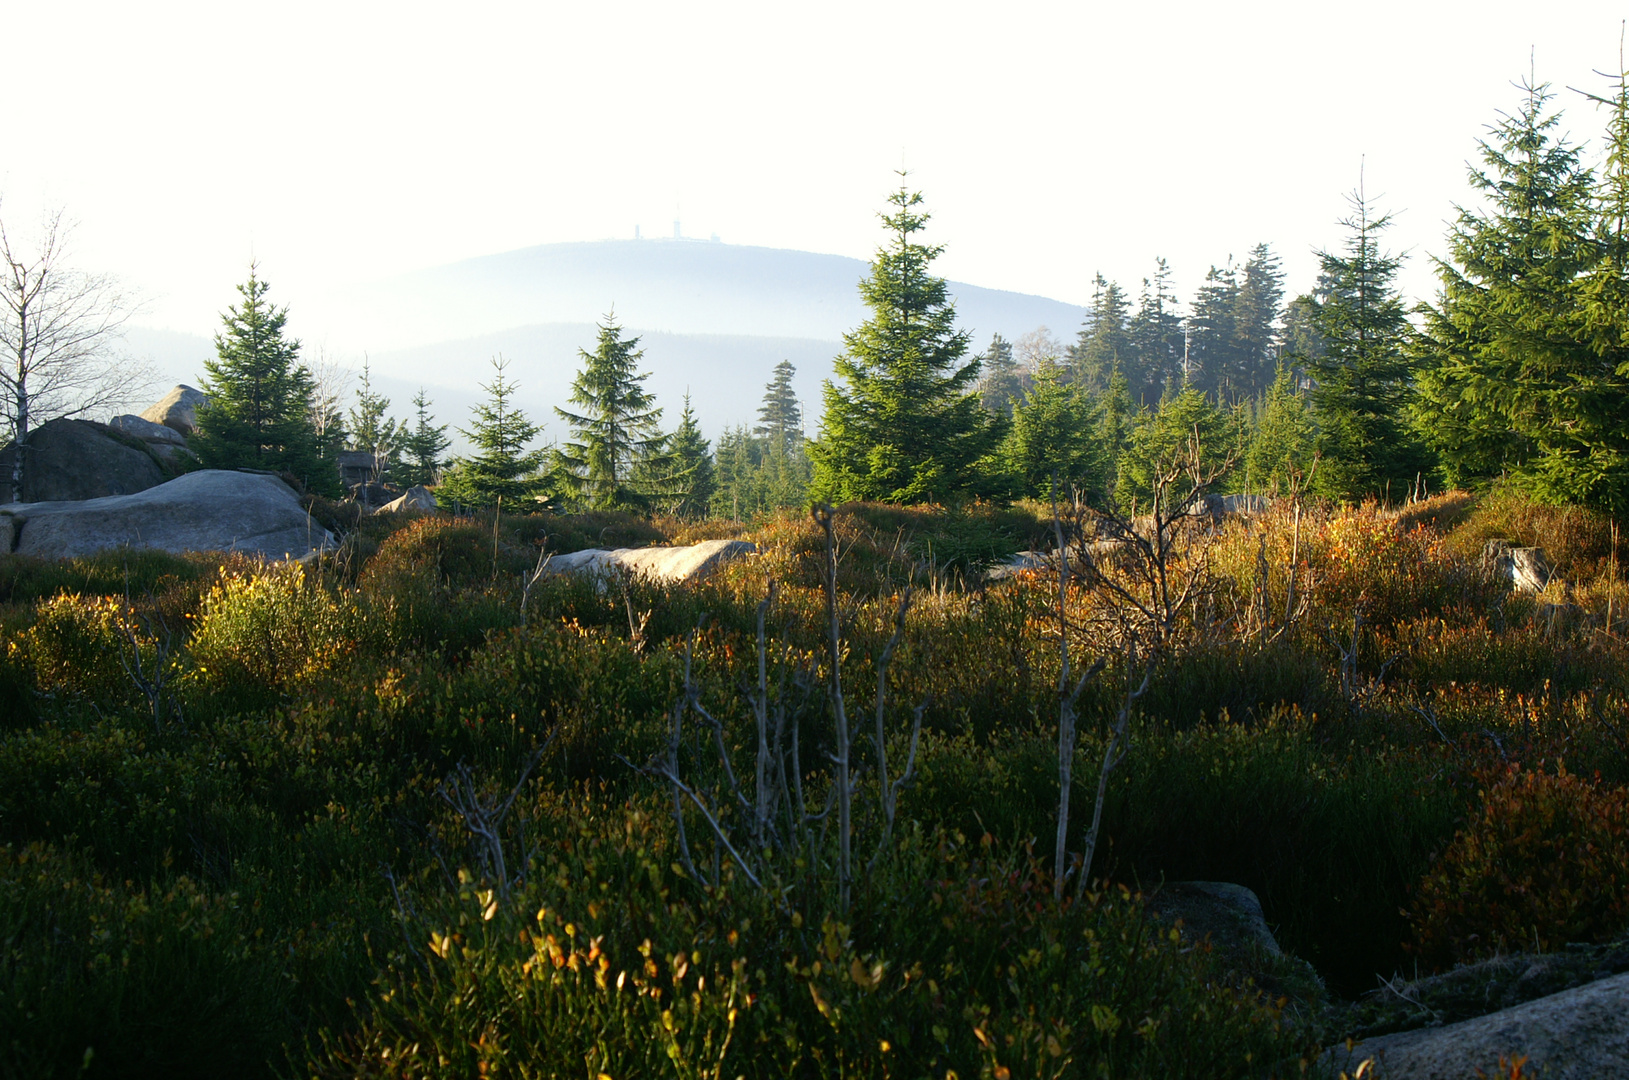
[311,239,1090,353]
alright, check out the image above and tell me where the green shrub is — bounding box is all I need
[23,594,131,706]
[1446,485,1618,579]
[311,811,1303,1079]
[0,549,212,607]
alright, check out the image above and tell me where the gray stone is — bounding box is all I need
[108,414,187,445]
[1325,971,1629,1079]
[0,418,167,503]
[374,485,439,514]
[1147,881,1282,957]
[545,538,756,585]
[138,385,209,437]
[4,469,332,560]
[1195,493,1271,517]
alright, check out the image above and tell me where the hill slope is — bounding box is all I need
[311,239,1089,353]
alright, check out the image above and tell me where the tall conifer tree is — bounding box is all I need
[754,359,802,453]
[1305,187,1428,502]
[662,394,715,518]
[1233,244,1286,398]
[1187,263,1241,397]
[1069,274,1134,395]
[810,180,1001,504]
[976,332,1024,416]
[553,315,668,510]
[1128,259,1185,405]
[194,265,335,494]
[1415,79,1629,509]
[346,359,401,483]
[399,388,451,487]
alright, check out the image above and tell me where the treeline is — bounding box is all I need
[188,73,1629,520]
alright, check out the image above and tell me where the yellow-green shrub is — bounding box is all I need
[24,594,130,705]
[186,566,366,710]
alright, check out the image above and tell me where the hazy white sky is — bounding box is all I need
[4,0,1627,349]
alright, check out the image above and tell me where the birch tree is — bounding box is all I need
[0,206,145,500]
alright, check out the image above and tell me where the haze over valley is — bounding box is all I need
[129,237,1090,444]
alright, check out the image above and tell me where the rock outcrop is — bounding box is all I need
[984,541,1123,582]
[138,385,209,437]
[108,414,186,446]
[374,486,438,514]
[109,413,194,464]
[0,418,168,503]
[545,538,756,585]
[1325,970,1629,1079]
[0,469,332,560]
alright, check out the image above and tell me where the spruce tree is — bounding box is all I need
[1305,187,1429,503]
[553,315,668,511]
[399,388,451,488]
[999,362,1100,500]
[1245,365,1318,495]
[1116,384,1241,510]
[1128,259,1185,406]
[1233,244,1285,399]
[1415,79,1629,509]
[976,332,1024,416]
[439,356,546,509]
[1096,368,1136,499]
[1187,263,1241,398]
[810,180,1002,504]
[194,265,335,494]
[664,395,715,518]
[346,359,401,483]
[1068,274,1134,395]
[754,359,802,453]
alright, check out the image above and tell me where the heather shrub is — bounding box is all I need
[1446,485,1618,579]
[1408,764,1629,967]
[0,548,211,607]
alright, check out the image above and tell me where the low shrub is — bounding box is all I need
[311,810,1304,1079]
[23,594,132,706]
[1445,485,1619,580]
[0,548,213,607]
[1408,764,1629,967]
[185,565,373,715]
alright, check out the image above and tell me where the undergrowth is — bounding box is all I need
[0,490,1625,1076]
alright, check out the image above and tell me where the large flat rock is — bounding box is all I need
[546,538,756,584]
[0,469,332,561]
[1325,970,1629,1079]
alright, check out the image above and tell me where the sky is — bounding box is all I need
[4,0,1628,355]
